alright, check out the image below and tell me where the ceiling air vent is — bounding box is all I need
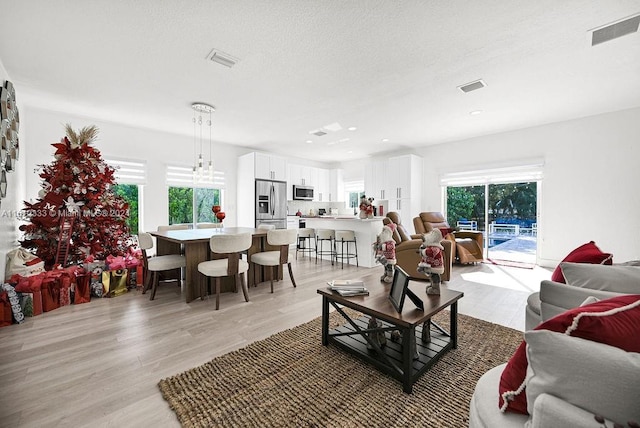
[591,13,640,46]
[458,79,486,93]
[310,130,327,137]
[206,49,239,68]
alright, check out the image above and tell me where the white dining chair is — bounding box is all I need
[197,233,252,310]
[197,223,223,229]
[137,232,187,300]
[157,224,191,232]
[250,229,298,293]
[257,224,276,230]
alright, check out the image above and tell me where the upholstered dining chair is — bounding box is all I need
[196,223,223,229]
[137,232,187,300]
[257,224,276,230]
[250,228,298,293]
[157,224,191,232]
[197,233,252,310]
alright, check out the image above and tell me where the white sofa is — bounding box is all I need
[525,262,640,330]
[470,263,640,428]
[469,333,640,428]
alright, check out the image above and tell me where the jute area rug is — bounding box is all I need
[159,310,523,427]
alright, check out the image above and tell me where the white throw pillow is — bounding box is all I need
[524,330,640,424]
[560,262,640,293]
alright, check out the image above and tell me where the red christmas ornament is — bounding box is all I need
[212,205,221,213]
[215,212,226,222]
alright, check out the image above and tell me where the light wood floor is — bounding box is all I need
[0,254,551,427]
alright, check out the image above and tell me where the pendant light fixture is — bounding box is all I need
[191,102,215,183]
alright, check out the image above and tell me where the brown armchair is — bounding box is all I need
[413,212,484,264]
[383,212,452,282]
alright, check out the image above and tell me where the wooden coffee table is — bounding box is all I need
[318,282,464,393]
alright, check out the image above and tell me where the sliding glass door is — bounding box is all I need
[446,182,538,265]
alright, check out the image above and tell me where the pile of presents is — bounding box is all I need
[1,247,145,328]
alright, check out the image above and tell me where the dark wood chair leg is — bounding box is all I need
[142,268,151,294]
[215,277,221,310]
[240,272,249,302]
[287,262,296,287]
[200,274,206,300]
[150,271,158,300]
[270,267,274,293]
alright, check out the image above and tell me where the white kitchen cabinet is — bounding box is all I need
[315,168,329,202]
[364,159,388,201]
[386,154,423,231]
[288,163,314,186]
[255,152,287,180]
[237,152,288,227]
[364,154,422,230]
[329,168,344,202]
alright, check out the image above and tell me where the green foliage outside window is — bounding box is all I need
[447,182,537,230]
[168,187,221,225]
[113,184,139,234]
[195,188,221,223]
[168,187,193,225]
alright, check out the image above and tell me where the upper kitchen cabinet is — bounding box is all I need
[315,168,329,202]
[364,154,422,229]
[254,152,287,180]
[288,163,312,186]
[386,154,423,230]
[237,152,288,227]
[364,159,388,201]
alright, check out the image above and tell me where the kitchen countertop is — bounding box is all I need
[298,215,385,221]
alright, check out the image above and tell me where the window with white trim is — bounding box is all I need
[166,165,225,225]
[105,158,147,234]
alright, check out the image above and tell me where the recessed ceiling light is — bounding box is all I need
[348,127,357,131]
[470,110,483,115]
[347,150,353,154]
[382,138,389,142]
[305,140,313,144]
[323,122,343,132]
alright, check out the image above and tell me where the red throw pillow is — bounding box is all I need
[498,294,640,414]
[550,241,612,283]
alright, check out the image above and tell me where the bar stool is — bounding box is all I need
[296,228,316,260]
[334,230,359,269]
[315,229,336,265]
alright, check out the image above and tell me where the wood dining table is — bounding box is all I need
[149,227,273,303]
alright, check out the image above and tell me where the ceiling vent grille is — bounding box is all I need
[591,13,640,46]
[206,49,239,68]
[458,79,486,93]
[310,130,327,137]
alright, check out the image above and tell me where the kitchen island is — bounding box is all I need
[303,216,385,268]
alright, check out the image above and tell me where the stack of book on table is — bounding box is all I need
[328,279,369,296]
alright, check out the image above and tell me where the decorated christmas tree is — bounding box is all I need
[19,125,131,267]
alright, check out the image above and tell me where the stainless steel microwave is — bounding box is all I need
[293,185,314,200]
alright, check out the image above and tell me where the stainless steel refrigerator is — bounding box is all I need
[255,179,287,229]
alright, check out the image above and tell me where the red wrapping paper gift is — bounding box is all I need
[0,291,12,327]
[106,255,126,270]
[13,274,44,316]
[59,275,72,306]
[74,272,91,304]
[41,277,61,312]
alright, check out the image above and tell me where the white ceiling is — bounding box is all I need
[1,1,639,163]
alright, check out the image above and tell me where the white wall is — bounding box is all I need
[22,107,247,233]
[416,107,640,266]
[11,103,640,270]
[0,61,26,278]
